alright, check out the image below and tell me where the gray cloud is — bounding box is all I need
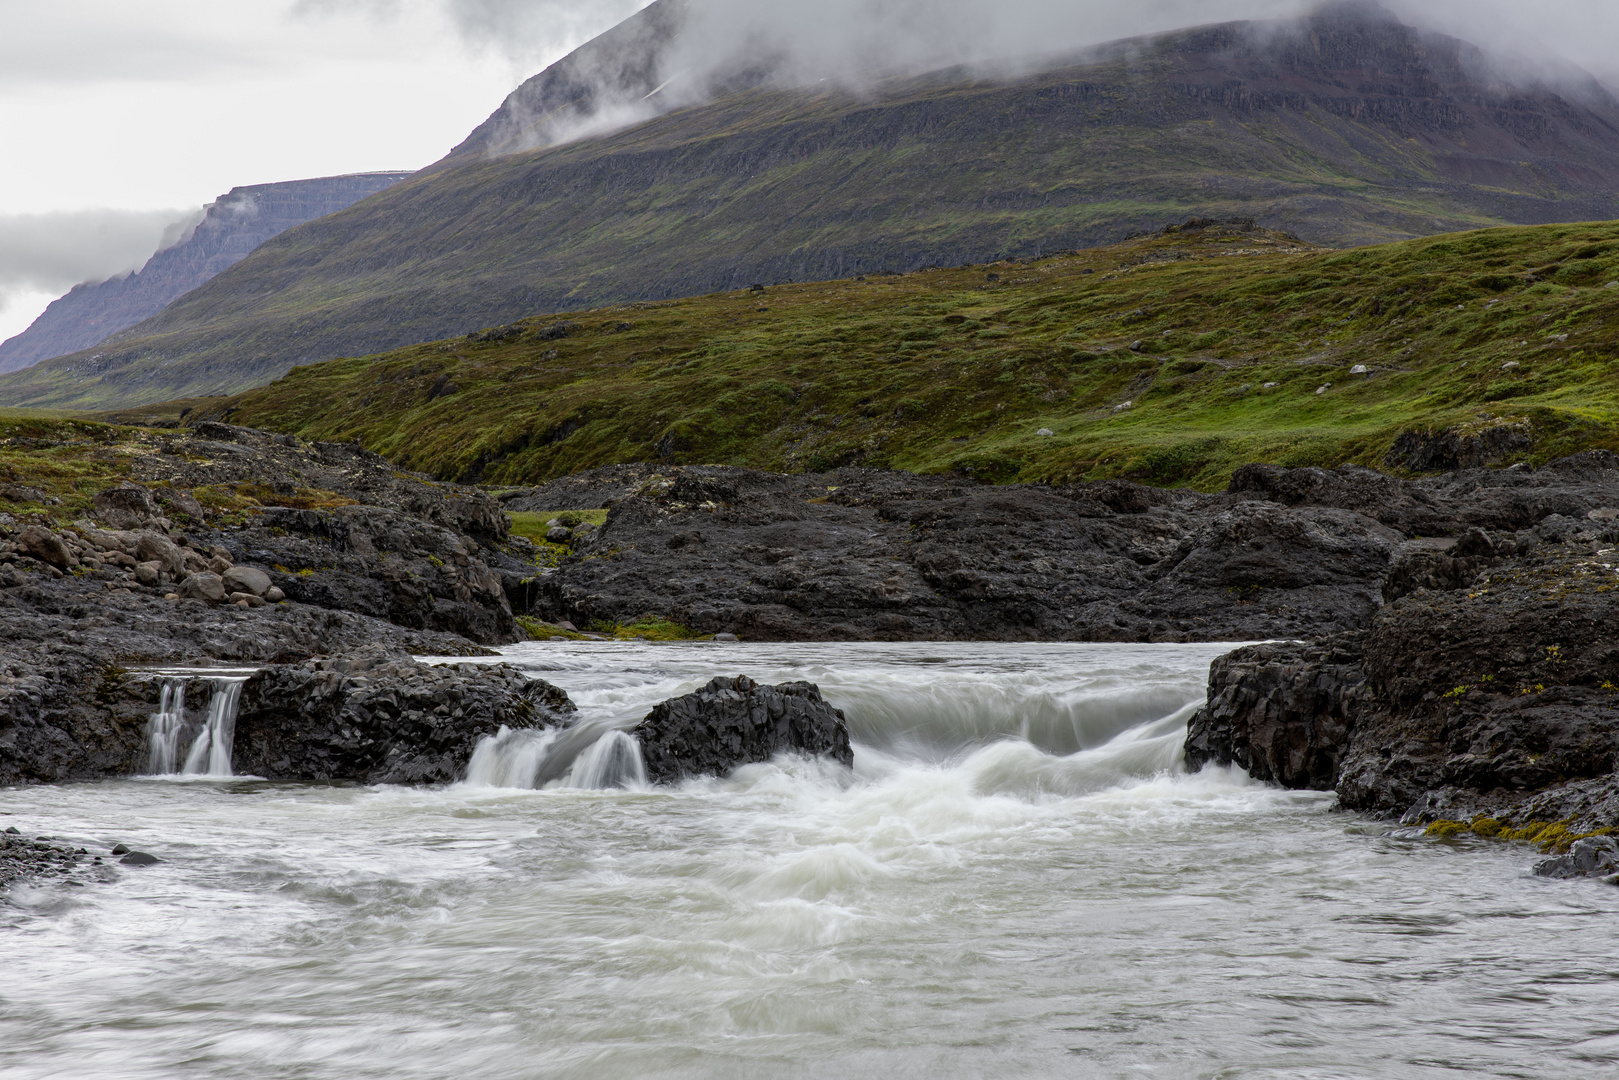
[0,208,197,316]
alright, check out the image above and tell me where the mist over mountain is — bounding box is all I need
[5,1,1619,410]
[0,173,410,377]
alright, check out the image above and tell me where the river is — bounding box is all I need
[2,642,1616,1078]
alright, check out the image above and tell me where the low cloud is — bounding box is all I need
[0,208,196,318]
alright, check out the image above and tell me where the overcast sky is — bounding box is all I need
[4,0,1618,345]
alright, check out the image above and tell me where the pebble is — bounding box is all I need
[1316,384,1332,395]
[1036,428,1055,437]
[1350,364,1369,374]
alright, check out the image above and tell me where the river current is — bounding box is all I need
[2,642,1616,1078]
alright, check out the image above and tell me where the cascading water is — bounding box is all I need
[145,680,187,775]
[142,676,248,778]
[9,641,1619,1080]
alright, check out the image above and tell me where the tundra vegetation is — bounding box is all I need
[142,220,1619,491]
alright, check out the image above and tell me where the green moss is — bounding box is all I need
[516,616,587,641]
[1425,816,1616,853]
[596,617,710,642]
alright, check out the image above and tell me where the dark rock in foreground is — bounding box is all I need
[637,676,853,784]
[234,648,574,784]
[1186,502,1619,870]
[1183,637,1367,791]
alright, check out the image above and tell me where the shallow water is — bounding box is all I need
[3,642,1617,1079]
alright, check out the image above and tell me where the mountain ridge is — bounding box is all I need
[5,3,1619,410]
[0,172,410,376]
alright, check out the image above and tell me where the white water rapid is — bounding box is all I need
[141,675,248,778]
[4,642,1617,1079]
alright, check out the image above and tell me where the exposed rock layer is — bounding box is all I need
[517,453,1619,643]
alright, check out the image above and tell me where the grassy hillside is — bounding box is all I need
[8,8,1619,412]
[174,220,1619,491]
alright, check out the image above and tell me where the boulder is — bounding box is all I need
[636,675,854,783]
[1534,837,1619,880]
[232,651,574,783]
[134,562,161,586]
[92,485,157,529]
[17,526,73,570]
[134,532,185,579]
[223,566,273,597]
[177,573,227,602]
[1184,637,1368,790]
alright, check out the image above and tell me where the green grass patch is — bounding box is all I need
[121,220,1619,490]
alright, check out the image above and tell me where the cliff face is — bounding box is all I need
[7,3,1619,409]
[0,173,409,377]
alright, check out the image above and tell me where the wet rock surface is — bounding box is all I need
[1187,498,1619,872]
[636,676,854,784]
[0,422,546,786]
[234,648,574,784]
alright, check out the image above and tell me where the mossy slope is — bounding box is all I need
[181,220,1619,490]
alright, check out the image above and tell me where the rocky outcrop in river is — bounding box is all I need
[234,649,573,784]
[636,676,853,784]
[1186,471,1619,877]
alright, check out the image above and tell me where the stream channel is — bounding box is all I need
[2,641,1617,1078]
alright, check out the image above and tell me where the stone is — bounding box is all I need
[223,566,273,597]
[232,655,573,784]
[92,485,157,529]
[546,526,573,543]
[18,526,73,570]
[135,533,185,579]
[4,826,19,834]
[229,592,266,607]
[265,586,286,603]
[119,851,162,866]
[134,562,161,586]
[110,843,130,855]
[636,675,853,784]
[0,484,45,504]
[571,522,597,538]
[1036,428,1055,437]
[1533,837,1619,880]
[177,573,227,603]
[1349,364,1369,374]
[1316,384,1332,394]
[712,632,740,642]
[208,556,233,575]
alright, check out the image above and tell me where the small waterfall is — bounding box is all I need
[146,681,187,775]
[566,730,647,789]
[144,676,247,778]
[463,724,647,790]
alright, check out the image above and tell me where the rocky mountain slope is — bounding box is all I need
[9,2,1619,410]
[0,173,408,377]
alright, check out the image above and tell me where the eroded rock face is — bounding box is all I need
[636,676,853,783]
[1187,527,1619,839]
[233,649,574,784]
[1183,637,1368,790]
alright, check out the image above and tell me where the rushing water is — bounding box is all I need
[3,642,1618,1079]
[142,674,251,778]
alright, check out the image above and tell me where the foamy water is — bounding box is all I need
[2,642,1616,1079]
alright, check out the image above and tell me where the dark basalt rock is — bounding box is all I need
[1187,525,1619,845]
[636,676,853,784]
[233,648,574,784]
[1184,636,1368,790]
[1533,837,1619,881]
[0,831,88,891]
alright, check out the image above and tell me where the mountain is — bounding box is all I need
[6,1,1619,411]
[0,172,410,376]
